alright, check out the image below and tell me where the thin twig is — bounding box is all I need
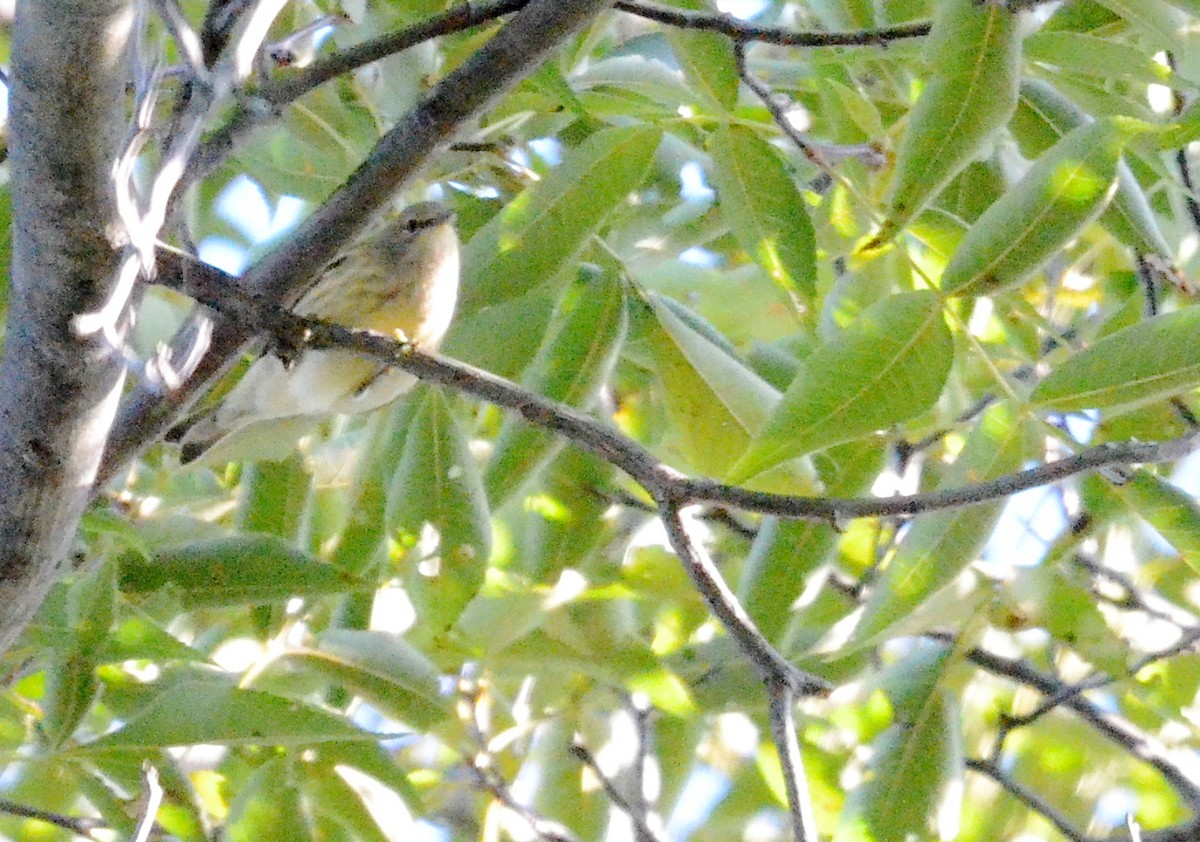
[767,686,819,842]
[459,673,581,842]
[965,646,1200,807]
[965,758,1089,842]
[615,0,930,47]
[184,0,928,198]
[131,764,163,842]
[570,741,668,842]
[0,798,106,840]
[260,0,527,103]
[656,501,830,695]
[734,42,885,173]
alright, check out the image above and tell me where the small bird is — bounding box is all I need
[178,200,459,464]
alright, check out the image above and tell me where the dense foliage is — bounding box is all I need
[5,0,1200,840]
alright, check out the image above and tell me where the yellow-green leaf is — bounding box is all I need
[871,0,1023,245]
[732,291,952,481]
[1031,306,1200,412]
[940,118,1127,297]
[708,125,817,299]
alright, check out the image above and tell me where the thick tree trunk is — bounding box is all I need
[0,0,132,651]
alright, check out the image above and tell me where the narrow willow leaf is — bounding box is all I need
[1093,0,1188,47]
[237,455,309,540]
[299,764,393,842]
[118,535,367,607]
[225,758,310,842]
[837,652,963,842]
[444,286,559,377]
[644,295,783,477]
[314,741,425,812]
[740,441,884,643]
[732,291,952,481]
[39,651,98,750]
[1025,32,1173,88]
[388,390,491,632]
[460,125,661,313]
[82,681,379,750]
[520,448,617,582]
[940,119,1127,297]
[849,403,1024,647]
[870,0,1023,245]
[708,125,817,298]
[666,28,738,111]
[67,558,116,657]
[1031,307,1200,412]
[268,632,449,730]
[484,265,627,503]
[739,519,839,643]
[1013,79,1170,256]
[100,608,209,665]
[1115,472,1200,575]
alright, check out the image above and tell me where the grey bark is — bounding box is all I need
[0,0,133,652]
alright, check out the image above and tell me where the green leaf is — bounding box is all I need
[442,285,559,378]
[83,680,380,750]
[739,518,838,643]
[118,535,367,607]
[1115,472,1200,575]
[266,629,450,729]
[870,0,1023,244]
[1013,79,1171,256]
[940,118,1128,297]
[708,125,817,299]
[225,758,310,842]
[387,390,491,632]
[459,125,661,313]
[1031,306,1200,412]
[78,508,150,560]
[519,447,617,581]
[837,656,963,842]
[39,651,98,750]
[1093,0,1188,47]
[849,402,1025,647]
[67,558,117,657]
[666,28,738,111]
[835,690,964,842]
[732,291,953,481]
[1025,32,1174,87]
[484,265,627,503]
[643,295,804,483]
[298,762,398,842]
[1036,567,1128,674]
[237,455,309,539]
[100,607,210,665]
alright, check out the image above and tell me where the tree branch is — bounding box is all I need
[0,0,133,654]
[150,253,1200,530]
[965,758,1089,842]
[767,686,819,842]
[614,0,930,47]
[260,0,527,104]
[98,0,618,485]
[966,647,1200,808]
[182,1,930,213]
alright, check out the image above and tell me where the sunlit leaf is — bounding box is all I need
[708,125,817,299]
[870,0,1023,244]
[732,291,952,480]
[1032,306,1200,412]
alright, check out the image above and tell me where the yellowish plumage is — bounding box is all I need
[179,201,459,464]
